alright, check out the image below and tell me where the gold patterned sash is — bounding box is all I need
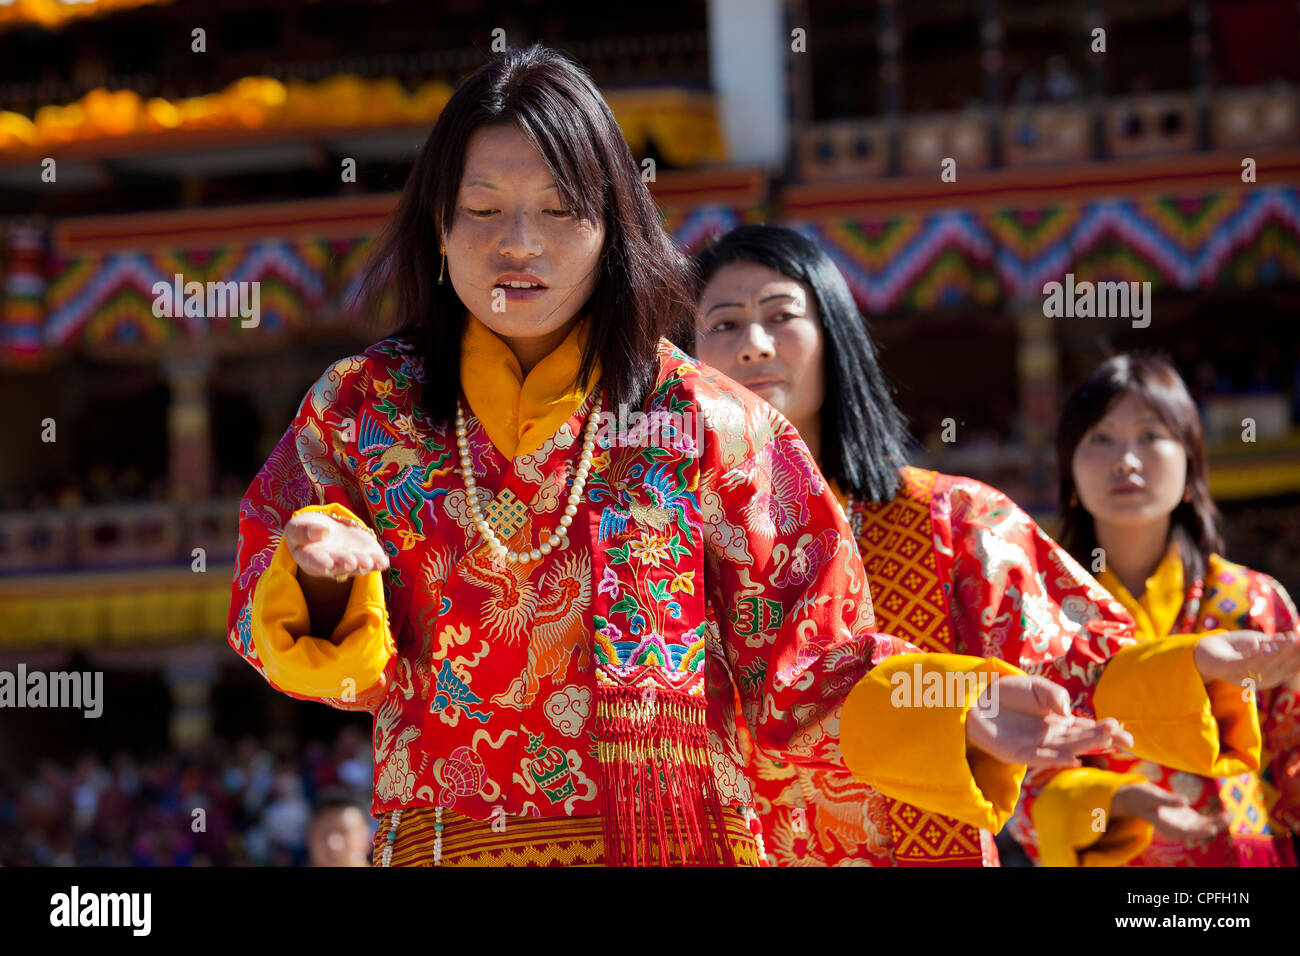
[371,806,761,867]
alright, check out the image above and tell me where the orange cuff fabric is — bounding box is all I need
[841,653,1028,833]
[250,503,394,701]
[1031,767,1153,867]
[1094,632,1261,778]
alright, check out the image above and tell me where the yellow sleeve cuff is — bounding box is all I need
[1094,632,1261,778]
[1032,768,1153,867]
[250,503,394,700]
[841,653,1027,832]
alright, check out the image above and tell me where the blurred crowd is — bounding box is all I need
[0,724,377,866]
[1010,54,1082,105]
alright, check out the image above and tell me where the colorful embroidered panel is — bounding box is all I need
[13,185,1300,364]
[799,187,1300,313]
[371,805,761,867]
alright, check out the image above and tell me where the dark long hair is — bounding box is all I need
[356,44,693,423]
[1056,353,1223,585]
[676,225,911,502]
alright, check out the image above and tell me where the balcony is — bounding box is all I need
[0,500,241,647]
[0,499,240,574]
[796,86,1300,181]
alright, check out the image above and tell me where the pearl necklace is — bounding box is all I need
[455,390,602,564]
[380,808,402,867]
[739,805,768,865]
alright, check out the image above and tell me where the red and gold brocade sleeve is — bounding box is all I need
[940,476,1139,716]
[1009,641,1268,866]
[1013,572,1300,864]
[935,478,1254,858]
[936,477,1155,855]
[696,380,1025,830]
[227,354,395,712]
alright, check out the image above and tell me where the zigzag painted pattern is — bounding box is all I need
[26,187,1300,350]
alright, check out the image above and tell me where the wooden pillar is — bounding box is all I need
[247,370,307,463]
[162,645,218,750]
[878,0,901,175]
[0,222,46,367]
[163,347,214,502]
[786,0,814,128]
[1016,299,1063,505]
[1190,0,1213,150]
[706,0,789,166]
[980,0,1004,167]
[1087,0,1107,159]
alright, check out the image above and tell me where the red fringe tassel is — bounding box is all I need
[595,684,735,867]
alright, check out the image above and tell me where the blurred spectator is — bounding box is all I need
[307,787,373,867]
[1044,56,1078,101]
[1012,70,1040,106]
[1292,342,1300,424]
[261,768,312,865]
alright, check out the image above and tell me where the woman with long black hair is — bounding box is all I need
[1008,354,1300,866]
[228,46,1130,867]
[685,224,1299,866]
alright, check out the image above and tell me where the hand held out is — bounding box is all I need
[1194,631,1300,691]
[284,511,390,581]
[1111,781,1226,844]
[965,675,1134,768]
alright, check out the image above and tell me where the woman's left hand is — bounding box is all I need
[965,674,1134,768]
[1111,781,1226,843]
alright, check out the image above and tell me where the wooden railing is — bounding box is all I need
[0,500,242,574]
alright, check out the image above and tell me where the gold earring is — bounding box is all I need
[438,244,446,285]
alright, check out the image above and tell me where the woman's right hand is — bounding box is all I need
[1110,781,1226,843]
[1194,630,1300,691]
[284,511,390,580]
[964,674,1134,768]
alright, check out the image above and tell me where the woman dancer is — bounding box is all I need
[1008,354,1300,866]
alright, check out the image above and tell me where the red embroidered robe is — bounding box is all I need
[229,335,926,829]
